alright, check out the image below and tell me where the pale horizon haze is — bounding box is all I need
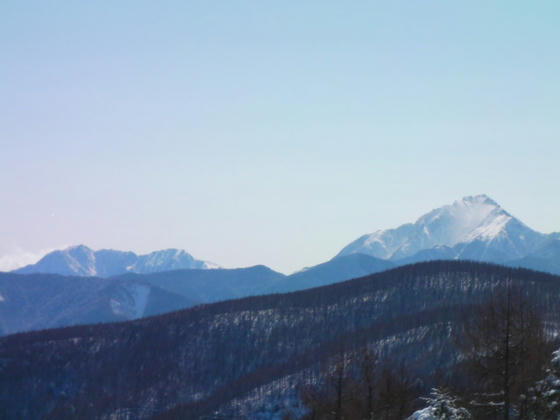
[2,1,560,273]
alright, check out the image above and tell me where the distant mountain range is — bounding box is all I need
[13,245,218,277]
[11,195,560,280]
[2,194,559,336]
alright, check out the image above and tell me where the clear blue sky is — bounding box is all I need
[1,1,559,273]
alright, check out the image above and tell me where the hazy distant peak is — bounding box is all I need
[13,246,218,277]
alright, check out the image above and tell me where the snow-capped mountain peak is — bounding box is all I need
[415,194,512,246]
[13,246,218,277]
[337,195,550,263]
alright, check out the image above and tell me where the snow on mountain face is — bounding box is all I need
[61,245,98,276]
[338,195,551,263]
[13,245,100,277]
[130,249,212,273]
[14,246,218,277]
[416,195,506,245]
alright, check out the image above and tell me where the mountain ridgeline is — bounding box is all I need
[10,196,560,282]
[2,261,560,419]
[13,245,218,277]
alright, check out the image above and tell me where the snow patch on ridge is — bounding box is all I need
[110,284,151,319]
[130,284,150,318]
[202,261,221,269]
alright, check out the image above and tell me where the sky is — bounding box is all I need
[1,1,560,274]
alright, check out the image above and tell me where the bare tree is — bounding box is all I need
[457,283,550,420]
[331,346,346,420]
[299,345,353,420]
[359,347,378,420]
[377,360,416,420]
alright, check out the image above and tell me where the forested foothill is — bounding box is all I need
[293,283,557,420]
[2,261,560,419]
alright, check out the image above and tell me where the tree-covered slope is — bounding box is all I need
[1,261,560,419]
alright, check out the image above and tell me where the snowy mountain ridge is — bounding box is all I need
[13,245,218,277]
[9,195,560,279]
[338,194,556,264]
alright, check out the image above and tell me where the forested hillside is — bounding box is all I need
[1,261,560,419]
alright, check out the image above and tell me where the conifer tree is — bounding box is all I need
[526,348,560,419]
